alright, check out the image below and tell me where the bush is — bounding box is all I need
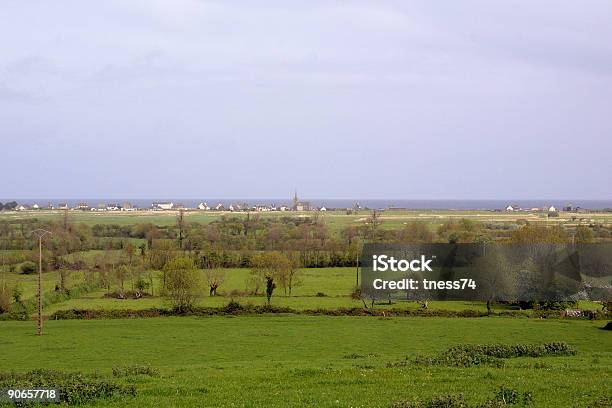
[492,387,533,405]
[408,342,575,368]
[0,369,135,405]
[223,300,245,313]
[390,388,534,408]
[19,261,37,275]
[590,396,612,408]
[162,256,202,313]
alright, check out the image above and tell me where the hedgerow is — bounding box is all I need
[42,303,612,321]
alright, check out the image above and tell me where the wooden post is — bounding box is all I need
[38,236,43,336]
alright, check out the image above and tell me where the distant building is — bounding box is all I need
[505,205,519,212]
[319,206,327,211]
[122,202,136,211]
[32,203,40,210]
[547,205,559,218]
[76,202,90,211]
[152,202,174,210]
[214,203,225,211]
[292,191,311,211]
[58,203,69,210]
[198,202,210,210]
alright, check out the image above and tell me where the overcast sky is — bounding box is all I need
[1,0,611,199]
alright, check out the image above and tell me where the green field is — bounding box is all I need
[0,316,610,407]
[3,209,611,232]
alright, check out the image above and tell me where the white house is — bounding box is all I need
[505,205,516,211]
[152,202,174,210]
[198,202,210,210]
[32,203,40,210]
[319,206,327,211]
[548,205,557,212]
[214,203,225,211]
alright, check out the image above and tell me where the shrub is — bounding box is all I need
[0,369,135,405]
[409,342,575,368]
[316,292,327,297]
[390,388,534,408]
[444,342,576,359]
[162,256,202,313]
[590,396,612,407]
[19,261,37,275]
[492,387,533,405]
[223,300,245,313]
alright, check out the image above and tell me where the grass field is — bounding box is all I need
[3,209,611,232]
[0,316,610,407]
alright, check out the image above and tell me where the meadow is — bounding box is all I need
[1,316,610,407]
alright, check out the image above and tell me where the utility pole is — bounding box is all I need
[32,229,52,336]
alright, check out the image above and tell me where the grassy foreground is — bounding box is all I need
[0,316,610,407]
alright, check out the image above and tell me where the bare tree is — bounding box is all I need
[205,269,225,296]
[250,251,291,303]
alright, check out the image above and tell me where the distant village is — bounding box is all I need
[0,193,334,213]
[0,195,606,214]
